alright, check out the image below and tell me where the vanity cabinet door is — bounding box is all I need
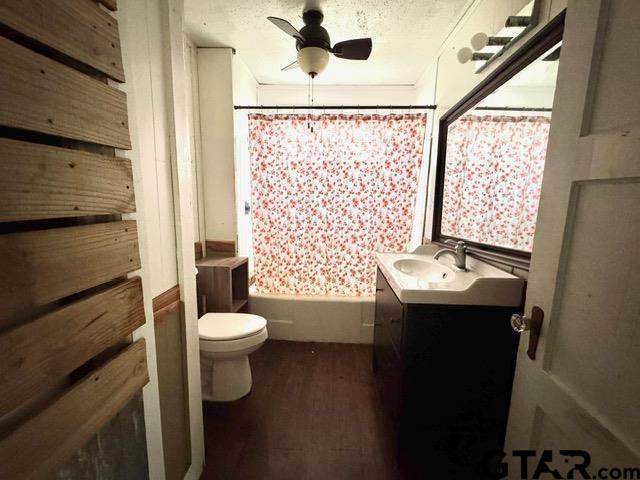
[385,293,403,353]
[375,269,404,352]
[373,269,404,420]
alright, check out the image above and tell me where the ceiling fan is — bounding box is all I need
[267,9,372,78]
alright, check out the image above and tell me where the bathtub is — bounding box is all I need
[248,287,375,344]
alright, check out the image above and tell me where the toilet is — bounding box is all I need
[198,313,268,402]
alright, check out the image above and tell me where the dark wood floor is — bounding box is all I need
[201,340,402,480]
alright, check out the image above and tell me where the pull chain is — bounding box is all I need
[310,75,314,133]
[307,75,311,132]
[307,74,316,133]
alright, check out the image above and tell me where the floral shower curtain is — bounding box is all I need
[248,113,427,296]
[441,115,551,252]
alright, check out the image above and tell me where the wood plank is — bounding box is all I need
[0,221,141,326]
[194,241,203,261]
[0,0,125,81]
[0,339,148,480]
[0,277,145,417]
[97,0,117,11]
[196,255,247,269]
[154,303,191,480]
[0,138,135,221]
[205,239,236,254]
[0,36,131,149]
[231,298,249,313]
[153,284,181,321]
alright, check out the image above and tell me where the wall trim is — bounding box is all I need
[194,242,203,261]
[152,284,181,322]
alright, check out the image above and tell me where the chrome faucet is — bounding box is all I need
[434,240,468,271]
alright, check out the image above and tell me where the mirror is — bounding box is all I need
[433,13,564,262]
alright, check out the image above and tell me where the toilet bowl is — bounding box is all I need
[199,313,268,402]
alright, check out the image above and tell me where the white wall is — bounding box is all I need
[185,39,206,245]
[256,84,416,106]
[232,57,258,271]
[118,1,174,477]
[118,1,204,478]
[197,48,238,242]
[479,85,555,109]
[120,1,179,298]
[195,49,258,257]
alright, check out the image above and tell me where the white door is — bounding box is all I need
[505,0,640,478]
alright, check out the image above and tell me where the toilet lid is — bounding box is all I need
[199,313,267,341]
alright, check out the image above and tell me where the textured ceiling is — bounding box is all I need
[184,0,470,85]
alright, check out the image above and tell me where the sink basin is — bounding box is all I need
[392,259,455,284]
[376,245,524,306]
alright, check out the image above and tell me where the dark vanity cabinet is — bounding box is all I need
[373,268,521,479]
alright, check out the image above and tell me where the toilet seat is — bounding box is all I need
[200,327,268,354]
[199,313,267,341]
[199,313,268,354]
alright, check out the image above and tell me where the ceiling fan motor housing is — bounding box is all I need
[268,9,372,76]
[297,10,331,51]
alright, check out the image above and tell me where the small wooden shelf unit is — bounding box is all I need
[195,255,249,316]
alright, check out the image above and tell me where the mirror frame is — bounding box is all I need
[429,10,566,270]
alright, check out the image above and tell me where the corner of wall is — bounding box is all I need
[196,48,238,243]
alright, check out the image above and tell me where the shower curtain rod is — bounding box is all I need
[473,106,552,112]
[233,105,437,110]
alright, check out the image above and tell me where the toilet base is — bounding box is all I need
[201,354,253,402]
[199,326,267,402]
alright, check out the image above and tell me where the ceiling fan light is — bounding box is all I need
[470,32,489,51]
[297,47,329,76]
[457,47,473,64]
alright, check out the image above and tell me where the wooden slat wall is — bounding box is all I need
[0,0,125,81]
[0,277,145,417]
[0,36,131,148]
[0,138,135,221]
[0,220,141,326]
[0,339,148,480]
[0,2,152,477]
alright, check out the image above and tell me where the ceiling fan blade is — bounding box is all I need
[331,38,372,60]
[267,16,305,41]
[281,60,299,71]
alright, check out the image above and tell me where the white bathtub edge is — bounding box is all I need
[249,293,375,344]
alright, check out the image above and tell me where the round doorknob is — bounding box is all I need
[512,306,544,360]
[510,313,531,333]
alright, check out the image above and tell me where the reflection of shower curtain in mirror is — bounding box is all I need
[248,113,427,296]
[442,115,551,252]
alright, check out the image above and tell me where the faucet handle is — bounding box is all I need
[444,239,466,249]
